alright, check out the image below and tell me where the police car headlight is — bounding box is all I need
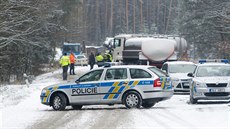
[171,78,180,86]
[41,89,47,94]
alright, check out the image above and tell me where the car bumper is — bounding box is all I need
[40,95,50,105]
[173,81,190,92]
[193,87,230,100]
[142,90,174,101]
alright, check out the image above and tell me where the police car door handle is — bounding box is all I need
[123,82,128,85]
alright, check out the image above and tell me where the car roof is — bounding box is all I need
[76,54,86,57]
[164,61,195,65]
[197,63,230,67]
[94,65,156,70]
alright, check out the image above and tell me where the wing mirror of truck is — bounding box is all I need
[187,73,194,77]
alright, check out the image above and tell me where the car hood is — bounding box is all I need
[195,77,230,83]
[169,73,191,80]
[43,82,75,90]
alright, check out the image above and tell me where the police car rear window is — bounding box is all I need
[148,67,167,77]
[105,68,127,80]
[130,69,152,79]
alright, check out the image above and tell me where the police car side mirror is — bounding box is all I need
[162,70,167,74]
[187,73,194,77]
[75,79,80,84]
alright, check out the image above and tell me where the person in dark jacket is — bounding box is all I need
[88,52,95,70]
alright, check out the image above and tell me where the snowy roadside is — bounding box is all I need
[1,65,230,129]
[0,66,90,129]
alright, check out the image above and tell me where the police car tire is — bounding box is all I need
[123,91,142,109]
[51,93,67,111]
[72,105,83,110]
[142,103,155,108]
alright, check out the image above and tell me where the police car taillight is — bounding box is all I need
[154,78,161,87]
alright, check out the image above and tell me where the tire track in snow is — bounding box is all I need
[138,109,172,128]
[27,109,85,129]
[153,108,196,129]
[86,106,131,129]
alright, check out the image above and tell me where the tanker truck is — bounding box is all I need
[111,34,188,68]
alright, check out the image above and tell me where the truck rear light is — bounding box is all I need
[154,78,161,87]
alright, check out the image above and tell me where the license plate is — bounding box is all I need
[209,89,225,92]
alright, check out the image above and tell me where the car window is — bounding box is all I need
[78,69,103,82]
[196,65,230,77]
[130,69,152,79]
[161,64,168,73]
[77,55,85,59]
[169,64,196,73]
[148,67,167,77]
[105,68,127,80]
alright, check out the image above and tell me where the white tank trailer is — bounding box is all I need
[108,34,187,68]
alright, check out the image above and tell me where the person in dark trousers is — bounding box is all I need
[69,52,76,75]
[59,53,70,80]
[88,52,95,70]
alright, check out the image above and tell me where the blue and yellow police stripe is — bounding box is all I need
[103,80,140,100]
[41,85,70,103]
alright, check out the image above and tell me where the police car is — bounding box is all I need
[40,65,173,110]
[162,61,196,92]
[188,59,230,104]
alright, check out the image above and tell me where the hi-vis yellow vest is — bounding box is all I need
[96,55,104,62]
[59,55,70,66]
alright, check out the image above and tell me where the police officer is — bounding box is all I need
[96,52,104,67]
[107,52,112,62]
[69,52,76,75]
[59,53,70,80]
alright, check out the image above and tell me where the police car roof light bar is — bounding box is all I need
[199,59,229,64]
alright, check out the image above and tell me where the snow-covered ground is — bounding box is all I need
[1,66,230,129]
[0,66,90,129]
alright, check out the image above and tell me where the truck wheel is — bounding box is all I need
[123,91,142,109]
[72,105,83,110]
[190,95,198,104]
[51,93,67,111]
[142,102,155,108]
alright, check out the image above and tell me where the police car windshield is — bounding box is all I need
[169,64,196,73]
[196,65,230,77]
[148,67,167,77]
[77,55,85,59]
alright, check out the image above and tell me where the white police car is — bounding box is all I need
[40,65,173,110]
[188,59,230,104]
[162,61,196,92]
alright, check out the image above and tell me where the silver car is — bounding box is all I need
[188,60,230,104]
[40,65,173,110]
[75,54,88,66]
[162,61,196,92]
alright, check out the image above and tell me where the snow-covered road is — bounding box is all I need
[1,66,230,129]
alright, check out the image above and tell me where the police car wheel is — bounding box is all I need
[123,91,142,109]
[190,95,197,104]
[72,105,83,110]
[52,93,67,111]
[142,103,155,108]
